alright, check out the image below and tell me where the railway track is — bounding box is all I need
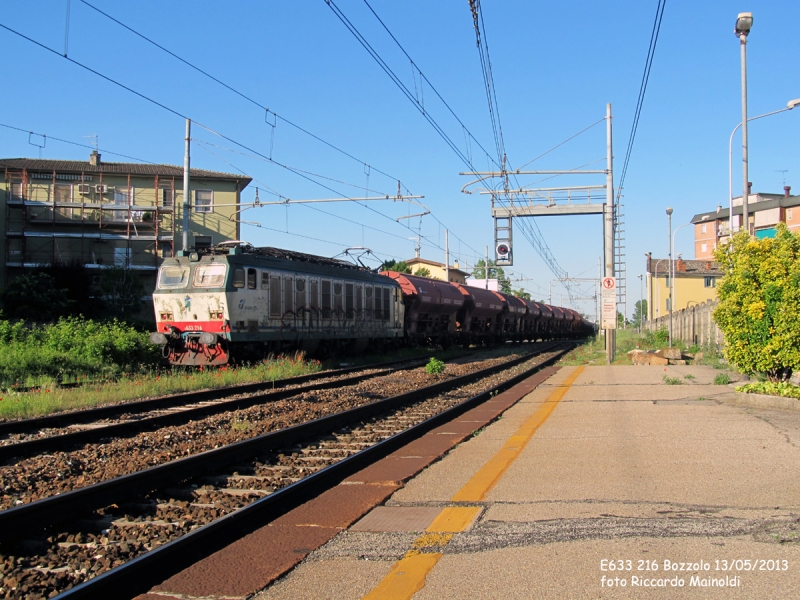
[0,342,572,599]
[0,354,462,463]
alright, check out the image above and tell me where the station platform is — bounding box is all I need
[140,364,800,600]
[252,364,800,599]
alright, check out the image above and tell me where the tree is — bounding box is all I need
[713,224,800,381]
[472,259,512,294]
[632,299,648,328]
[617,311,627,328]
[1,272,72,321]
[379,259,411,274]
[513,288,531,300]
[414,267,431,277]
[98,266,145,321]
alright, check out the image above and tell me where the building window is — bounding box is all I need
[159,187,173,207]
[701,243,707,253]
[788,209,793,221]
[195,190,213,213]
[54,184,72,202]
[114,246,131,267]
[701,223,707,234]
[704,277,716,288]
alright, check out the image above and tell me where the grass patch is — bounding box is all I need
[714,373,732,385]
[736,381,800,398]
[663,375,682,385]
[0,354,321,421]
[0,317,160,389]
[425,357,446,375]
[684,374,696,380]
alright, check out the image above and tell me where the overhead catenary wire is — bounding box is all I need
[77,0,410,194]
[616,0,667,202]
[329,0,572,291]
[3,11,485,265]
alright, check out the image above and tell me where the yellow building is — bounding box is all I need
[0,153,251,294]
[403,257,470,284]
[645,254,722,321]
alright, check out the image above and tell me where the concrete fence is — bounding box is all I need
[645,300,724,348]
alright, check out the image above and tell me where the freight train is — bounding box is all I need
[149,241,595,366]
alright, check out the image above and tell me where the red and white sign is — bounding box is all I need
[601,277,617,329]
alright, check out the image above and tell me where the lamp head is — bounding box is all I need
[666,207,673,216]
[788,98,800,110]
[735,12,753,37]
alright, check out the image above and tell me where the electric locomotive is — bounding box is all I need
[150,242,404,366]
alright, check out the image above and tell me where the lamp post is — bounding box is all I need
[735,12,753,235]
[666,208,673,347]
[671,222,693,317]
[728,99,800,232]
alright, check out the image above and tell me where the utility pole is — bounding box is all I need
[445,229,450,282]
[182,119,191,252]
[604,103,615,364]
[485,245,489,290]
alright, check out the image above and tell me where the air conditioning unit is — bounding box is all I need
[95,184,110,194]
[78,184,92,194]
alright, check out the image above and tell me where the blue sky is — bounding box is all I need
[3,1,799,319]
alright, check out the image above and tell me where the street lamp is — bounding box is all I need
[735,12,753,235]
[728,98,800,232]
[671,222,693,316]
[666,207,673,347]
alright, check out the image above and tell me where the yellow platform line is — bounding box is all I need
[361,366,584,600]
[452,366,584,502]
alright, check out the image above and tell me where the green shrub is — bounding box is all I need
[737,381,800,398]
[714,224,800,381]
[0,316,160,387]
[426,357,446,375]
[663,375,682,385]
[714,373,731,385]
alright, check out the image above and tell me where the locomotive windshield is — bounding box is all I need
[157,265,190,289]
[193,263,228,288]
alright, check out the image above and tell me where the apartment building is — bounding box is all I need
[693,186,799,259]
[0,152,251,293]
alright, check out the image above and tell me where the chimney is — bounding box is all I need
[705,261,712,270]
[785,186,792,198]
[453,260,460,270]
[89,150,101,166]
[747,181,752,195]
[676,257,687,273]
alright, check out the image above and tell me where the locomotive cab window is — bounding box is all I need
[261,271,269,290]
[157,265,190,289]
[232,268,245,289]
[194,263,228,288]
[247,268,257,289]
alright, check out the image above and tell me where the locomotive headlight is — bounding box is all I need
[199,332,218,346]
[149,332,168,345]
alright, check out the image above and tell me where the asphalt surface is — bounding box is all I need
[258,365,800,599]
